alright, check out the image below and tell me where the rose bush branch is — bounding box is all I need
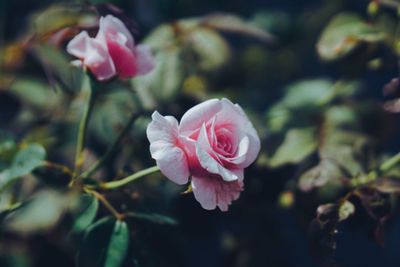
[79,111,146,180]
[351,152,400,186]
[91,166,160,190]
[74,76,96,176]
[84,188,125,220]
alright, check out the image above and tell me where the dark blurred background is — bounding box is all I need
[2,0,400,267]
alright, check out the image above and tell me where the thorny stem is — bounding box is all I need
[98,166,160,190]
[74,77,95,177]
[79,111,144,180]
[84,188,125,220]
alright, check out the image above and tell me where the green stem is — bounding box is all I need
[74,77,95,176]
[352,152,400,186]
[79,112,142,180]
[84,188,125,220]
[99,166,160,190]
[379,152,400,173]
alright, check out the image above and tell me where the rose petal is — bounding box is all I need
[217,136,249,166]
[147,111,189,184]
[96,15,135,51]
[135,44,155,75]
[191,176,243,211]
[147,111,178,143]
[66,31,91,59]
[179,99,222,135]
[196,124,240,182]
[66,31,116,81]
[218,98,261,167]
[106,38,138,78]
[95,15,138,78]
[84,39,116,81]
[150,143,189,185]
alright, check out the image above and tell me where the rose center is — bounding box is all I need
[215,129,236,157]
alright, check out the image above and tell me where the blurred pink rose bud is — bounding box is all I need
[66,15,154,81]
[146,98,261,211]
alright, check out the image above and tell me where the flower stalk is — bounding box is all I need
[79,111,143,180]
[74,76,95,176]
[85,188,125,220]
[98,166,160,190]
[352,152,400,187]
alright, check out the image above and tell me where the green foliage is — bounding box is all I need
[33,44,84,93]
[90,89,137,142]
[9,77,63,111]
[0,143,46,191]
[268,127,317,167]
[104,221,130,267]
[263,78,368,173]
[78,217,130,267]
[188,28,231,72]
[3,1,400,266]
[30,3,95,36]
[132,46,184,103]
[298,159,343,192]
[317,13,386,61]
[133,13,273,103]
[3,190,77,234]
[73,194,99,233]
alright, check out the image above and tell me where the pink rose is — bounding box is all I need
[146,98,261,211]
[66,15,154,81]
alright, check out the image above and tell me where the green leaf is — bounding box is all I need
[268,127,317,167]
[319,130,368,176]
[338,200,355,222]
[298,159,344,192]
[33,44,83,93]
[266,79,334,133]
[31,4,92,36]
[0,138,17,165]
[143,25,176,51]
[187,28,231,72]
[78,218,130,267]
[282,79,334,108]
[0,144,46,191]
[78,217,114,267]
[90,89,137,143]
[73,194,99,233]
[323,105,359,129]
[373,178,400,194]
[201,13,276,43]
[9,77,63,110]
[317,13,386,61]
[266,79,361,133]
[265,105,292,133]
[132,47,184,102]
[4,190,76,234]
[104,221,130,267]
[8,144,46,178]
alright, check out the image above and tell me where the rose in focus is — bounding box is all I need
[66,15,154,81]
[146,98,261,211]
